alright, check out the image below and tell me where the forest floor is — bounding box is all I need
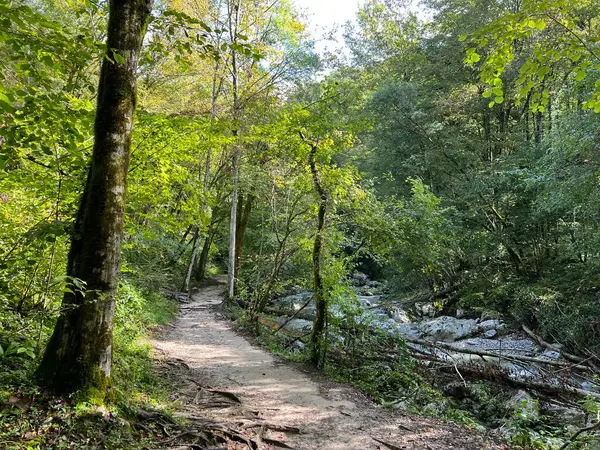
[150,280,507,450]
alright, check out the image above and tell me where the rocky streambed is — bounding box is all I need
[267,279,600,429]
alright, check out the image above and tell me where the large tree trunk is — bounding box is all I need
[308,143,327,367]
[36,0,152,398]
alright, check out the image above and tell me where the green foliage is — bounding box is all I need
[465,0,600,112]
[4,0,600,446]
[0,277,178,449]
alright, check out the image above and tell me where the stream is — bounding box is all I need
[268,278,600,427]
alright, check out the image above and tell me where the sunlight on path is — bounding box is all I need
[150,282,502,450]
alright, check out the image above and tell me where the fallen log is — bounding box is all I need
[522,325,600,372]
[405,338,593,371]
[428,361,600,400]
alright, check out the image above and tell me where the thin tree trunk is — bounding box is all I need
[228,150,239,299]
[196,56,222,277]
[172,224,193,264]
[226,0,240,300]
[196,232,213,280]
[234,193,254,281]
[308,142,327,367]
[183,227,200,295]
[37,0,152,397]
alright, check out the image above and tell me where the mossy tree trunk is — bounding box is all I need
[37,0,153,399]
[308,142,327,367]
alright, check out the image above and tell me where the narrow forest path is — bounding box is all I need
[150,280,504,450]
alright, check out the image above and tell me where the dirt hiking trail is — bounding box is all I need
[151,280,504,450]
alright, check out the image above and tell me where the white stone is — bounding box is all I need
[419,316,479,342]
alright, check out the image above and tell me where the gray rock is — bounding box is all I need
[350,272,369,286]
[484,329,497,339]
[277,318,313,333]
[541,402,586,427]
[420,316,479,342]
[540,350,562,360]
[357,295,381,307]
[389,307,411,324]
[290,339,306,351]
[481,310,503,321]
[397,323,422,339]
[271,292,316,318]
[414,302,437,318]
[508,364,541,379]
[580,381,600,392]
[507,390,539,421]
[478,319,504,332]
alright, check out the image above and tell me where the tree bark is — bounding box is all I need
[196,233,213,280]
[308,142,327,367]
[182,227,200,295]
[234,193,254,281]
[36,0,152,398]
[227,149,239,299]
[226,0,240,300]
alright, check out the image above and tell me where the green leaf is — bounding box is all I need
[0,91,13,113]
[113,53,125,64]
[17,347,35,359]
[537,66,550,79]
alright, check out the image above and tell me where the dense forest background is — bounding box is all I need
[2,0,600,448]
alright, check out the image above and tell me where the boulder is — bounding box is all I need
[350,272,369,286]
[389,307,411,324]
[507,390,539,421]
[541,402,586,427]
[397,323,422,340]
[420,316,479,342]
[357,295,381,307]
[483,329,497,339]
[481,310,503,321]
[414,302,437,318]
[271,292,316,318]
[478,319,505,333]
[290,339,306,351]
[279,318,313,333]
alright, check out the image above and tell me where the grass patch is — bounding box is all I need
[0,280,180,449]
